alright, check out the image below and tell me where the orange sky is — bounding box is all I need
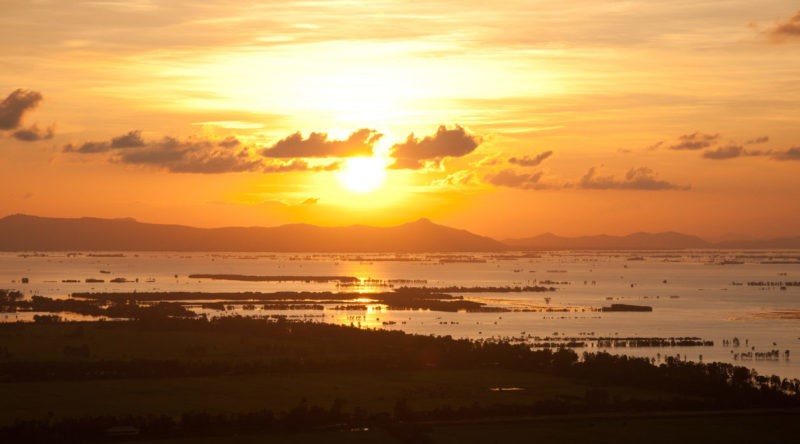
[1,1,799,239]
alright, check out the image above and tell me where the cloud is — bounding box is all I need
[64,141,112,154]
[702,145,745,160]
[390,125,480,169]
[772,147,800,161]
[668,132,719,150]
[262,159,339,173]
[12,124,54,141]
[260,128,380,158]
[703,145,769,160]
[64,130,147,153]
[0,89,42,130]
[746,136,769,145]
[64,131,265,173]
[301,197,319,205]
[111,130,146,148]
[431,170,479,188]
[578,166,688,190]
[767,10,800,42]
[486,169,546,190]
[118,137,264,174]
[508,150,553,167]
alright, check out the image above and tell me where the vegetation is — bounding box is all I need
[0,316,798,441]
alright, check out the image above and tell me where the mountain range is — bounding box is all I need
[1,214,799,251]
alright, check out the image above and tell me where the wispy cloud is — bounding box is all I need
[772,147,800,161]
[431,170,478,188]
[702,145,769,160]
[12,124,54,141]
[767,10,800,42]
[745,136,769,145]
[577,166,688,190]
[486,169,546,190]
[508,150,553,167]
[668,132,719,151]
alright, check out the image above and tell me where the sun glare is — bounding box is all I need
[338,157,387,194]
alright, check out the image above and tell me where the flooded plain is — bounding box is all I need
[2,250,799,378]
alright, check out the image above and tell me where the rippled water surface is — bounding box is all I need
[2,250,799,378]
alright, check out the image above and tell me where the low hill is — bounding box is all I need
[0,214,507,252]
[504,231,711,250]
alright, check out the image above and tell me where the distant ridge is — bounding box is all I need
[3,214,799,252]
[504,231,800,250]
[0,214,507,252]
[504,231,710,250]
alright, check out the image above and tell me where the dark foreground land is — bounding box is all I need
[0,316,798,443]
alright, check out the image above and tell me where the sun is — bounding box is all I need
[338,157,387,194]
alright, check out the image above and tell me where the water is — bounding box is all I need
[2,251,799,378]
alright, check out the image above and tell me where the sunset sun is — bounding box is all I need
[337,157,387,194]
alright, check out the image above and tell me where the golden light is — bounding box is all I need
[337,157,387,194]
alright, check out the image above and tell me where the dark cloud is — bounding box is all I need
[703,145,769,160]
[578,166,688,190]
[118,137,264,174]
[746,136,769,145]
[772,147,800,161]
[486,169,546,190]
[668,132,719,150]
[0,89,42,130]
[390,125,480,169]
[767,10,800,42]
[63,141,112,154]
[703,145,745,160]
[12,124,54,141]
[508,150,553,167]
[64,132,265,174]
[111,130,146,148]
[301,197,319,205]
[261,128,380,158]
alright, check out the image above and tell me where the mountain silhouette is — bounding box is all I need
[504,231,800,250]
[0,214,507,252]
[3,214,798,252]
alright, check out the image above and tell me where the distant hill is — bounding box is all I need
[0,214,507,252]
[716,236,800,250]
[504,231,800,250]
[504,231,711,250]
